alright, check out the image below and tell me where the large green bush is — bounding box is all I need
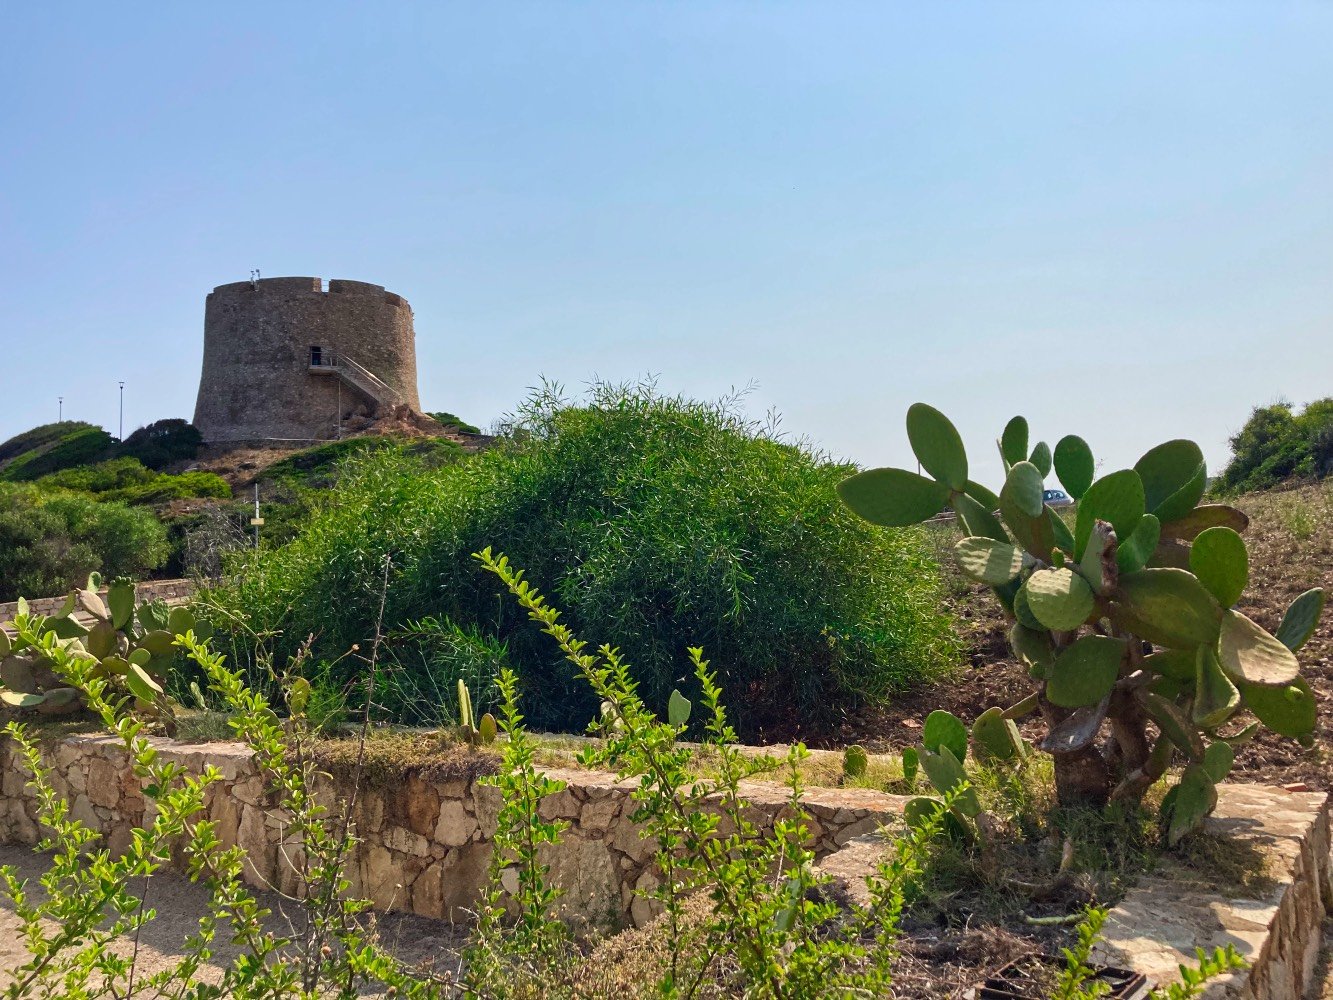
[117,418,203,470]
[1215,397,1333,494]
[212,383,959,737]
[0,484,170,600]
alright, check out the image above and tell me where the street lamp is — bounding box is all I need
[118,382,125,440]
[58,397,63,422]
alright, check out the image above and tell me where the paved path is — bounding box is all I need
[0,844,466,996]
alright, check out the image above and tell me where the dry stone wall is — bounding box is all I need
[0,735,909,930]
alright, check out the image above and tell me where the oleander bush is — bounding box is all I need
[210,381,959,738]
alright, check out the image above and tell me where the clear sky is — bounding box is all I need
[2,3,1329,486]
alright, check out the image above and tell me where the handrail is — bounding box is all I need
[308,352,405,408]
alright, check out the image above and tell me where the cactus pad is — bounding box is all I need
[906,403,969,489]
[1115,568,1221,649]
[1046,635,1126,708]
[1053,435,1094,499]
[1189,526,1248,608]
[1025,568,1095,631]
[954,536,1024,585]
[837,468,950,527]
[1276,588,1324,652]
[1218,610,1299,687]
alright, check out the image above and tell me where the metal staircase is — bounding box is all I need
[308,351,405,411]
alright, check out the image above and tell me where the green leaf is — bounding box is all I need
[137,600,170,632]
[1167,764,1217,846]
[1217,610,1299,687]
[1202,742,1234,783]
[922,709,968,762]
[1047,507,1076,555]
[919,746,980,817]
[1028,441,1052,479]
[107,579,135,631]
[1046,635,1126,708]
[1074,469,1146,560]
[1009,624,1054,678]
[999,416,1029,470]
[1053,435,1094,499]
[903,795,968,840]
[1001,462,1054,559]
[1003,462,1045,518]
[1193,645,1240,729]
[906,403,968,490]
[901,747,919,787]
[1239,677,1316,739]
[1138,691,1205,761]
[167,606,197,636]
[963,479,1000,511]
[1025,568,1095,631]
[837,468,950,527]
[843,744,869,777]
[1115,568,1222,649]
[0,631,9,658]
[1143,647,1196,681]
[1276,588,1324,652]
[137,630,177,657]
[77,589,108,621]
[1189,527,1248,608]
[478,712,498,744]
[288,677,311,714]
[954,537,1024,585]
[951,490,1008,543]
[1135,440,1206,522]
[1115,514,1161,575]
[1012,584,1043,630]
[667,689,692,728]
[971,707,1025,762]
[0,691,45,709]
[1158,504,1249,542]
[127,663,164,703]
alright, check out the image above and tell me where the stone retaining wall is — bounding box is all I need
[0,579,196,623]
[0,734,909,930]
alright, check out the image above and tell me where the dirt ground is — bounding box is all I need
[0,844,468,996]
[828,482,1333,791]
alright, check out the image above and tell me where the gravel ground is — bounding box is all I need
[0,844,468,996]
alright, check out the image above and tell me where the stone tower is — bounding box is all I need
[192,277,422,445]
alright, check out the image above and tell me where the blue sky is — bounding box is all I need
[2,3,1329,485]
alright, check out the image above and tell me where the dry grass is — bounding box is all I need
[304,730,499,787]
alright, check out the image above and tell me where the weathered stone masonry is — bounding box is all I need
[193,277,421,445]
[1,735,1327,997]
[0,735,907,930]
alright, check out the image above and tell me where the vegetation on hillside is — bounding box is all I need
[1215,397,1333,495]
[0,421,116,482]
[0,483,169,600]
[209,382,960,738]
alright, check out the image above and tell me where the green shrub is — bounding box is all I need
[36,456,158,493]
[1215,397,1333,494]
[99,470,232,505]
[116,418,203,470]
[212,382,959,737]
[0,484,170,600]
[0,422,115,481]
[428,410,482,434]
[261,434,462,490]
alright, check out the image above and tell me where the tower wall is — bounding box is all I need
[193,277,421,444]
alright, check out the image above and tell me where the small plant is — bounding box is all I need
[455,678,498,746]
[0,574,194,729]
[843,743,869,778]
[838,405,1324,842]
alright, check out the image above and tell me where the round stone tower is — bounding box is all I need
[193,277,422,445]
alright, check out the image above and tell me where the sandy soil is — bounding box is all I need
[0,844,468,996]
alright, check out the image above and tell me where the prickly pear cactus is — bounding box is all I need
[838,404,1324,843]
[455,679,498,747]
[0,575,202,732]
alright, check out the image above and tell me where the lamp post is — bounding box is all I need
[58,397,63,422]
[118,382,125,440]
